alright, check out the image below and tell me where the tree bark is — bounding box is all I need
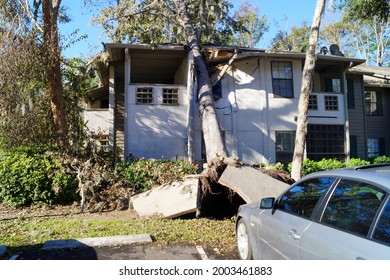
[42,0,69,150]
[174,0,227,161]
[291,0,326,181]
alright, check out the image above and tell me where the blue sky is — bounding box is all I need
[60,0,327,58]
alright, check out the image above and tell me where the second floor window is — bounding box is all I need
[365,90,383,116]
[324,78,341,93]
[272,61,293,98]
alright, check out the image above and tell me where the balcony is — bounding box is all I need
[308,92,346,125]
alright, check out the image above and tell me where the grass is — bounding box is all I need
[0,215,237,258]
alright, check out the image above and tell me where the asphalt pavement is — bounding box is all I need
[4,234,239,260]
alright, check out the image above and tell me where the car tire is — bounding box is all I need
[236,219,253,260]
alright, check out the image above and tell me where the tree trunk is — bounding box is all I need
[42,0,69,150]
[174,0,227,161]
[291,0,326,181]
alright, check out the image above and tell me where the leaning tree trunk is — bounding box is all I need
[42,0,69,150]
[291,0,326,181]
[174,0,227,161]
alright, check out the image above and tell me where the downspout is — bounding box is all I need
[124,48,131,160]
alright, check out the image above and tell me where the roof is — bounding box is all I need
[205,45,365,72]
[103,43,189,83]
[348,65,390,88]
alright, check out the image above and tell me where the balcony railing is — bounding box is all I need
[308,92,345,124]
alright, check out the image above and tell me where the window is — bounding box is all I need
[373,199,390,246]
[271,61,293,98]
[100,98,109,109]
[368,138,385,158]
[309,95,318,110]
[136,87,154,104]
[321,180,385,236]
[278,178,335,219]
[324,78,341,93]
[347,79,355,109]
[325,95,338,111]
[276,131,295,164]
[162,88,179,105]
[365,91,383,116]
[306,125,345,161]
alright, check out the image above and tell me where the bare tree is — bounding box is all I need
[291,0,326,181]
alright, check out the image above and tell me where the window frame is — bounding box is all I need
[365,90,383,116]
[271,61,294,98]
[136,87,154,105]
[372,196,390,246]
[275,131,296,164]
[276,177,336,220]
[367,137,385,159]
[162,88,180,105]
[324,95,339,111]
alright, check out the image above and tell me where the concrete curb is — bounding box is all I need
[0,245,6,257]
[41,234,153,250]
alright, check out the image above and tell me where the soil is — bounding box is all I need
[0,203,140,221]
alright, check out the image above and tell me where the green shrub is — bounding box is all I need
[0,148,77,207]
[288,157,373,177]
[372,155,390,164]
[118,157,198,192]
[345,158,370,167]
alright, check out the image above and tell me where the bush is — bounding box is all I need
[287,157,375,177]
[372,156,390,164]
[0,148,77,207]
[118,157,198,192]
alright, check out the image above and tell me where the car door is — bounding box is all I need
[257,177,335,259]
[299,179,390,259]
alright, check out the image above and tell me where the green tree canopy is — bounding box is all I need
[91,0,241,45]
[270,22,311,52]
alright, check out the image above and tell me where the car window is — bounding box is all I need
[278,177,335,219]
[321,179,386,237]
[373,198,390,246]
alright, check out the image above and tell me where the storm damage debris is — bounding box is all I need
[131,178,200,218]
[218,165,290,203]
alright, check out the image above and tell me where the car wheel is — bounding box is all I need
[236,219,253,260]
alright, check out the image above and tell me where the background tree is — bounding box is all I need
[41,0,70,149]
[319,21,349,53]
[320,0,390,66]
[291,0,327,181]
[270,21,311,52]
[229,0,269,47]
[0,0,56,147]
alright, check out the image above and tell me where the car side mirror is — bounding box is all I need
[260,197,275,209]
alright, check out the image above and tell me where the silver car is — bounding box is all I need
[236,164,390,259]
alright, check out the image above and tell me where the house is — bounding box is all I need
[84,43,388,165]
[348,65,390,159]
